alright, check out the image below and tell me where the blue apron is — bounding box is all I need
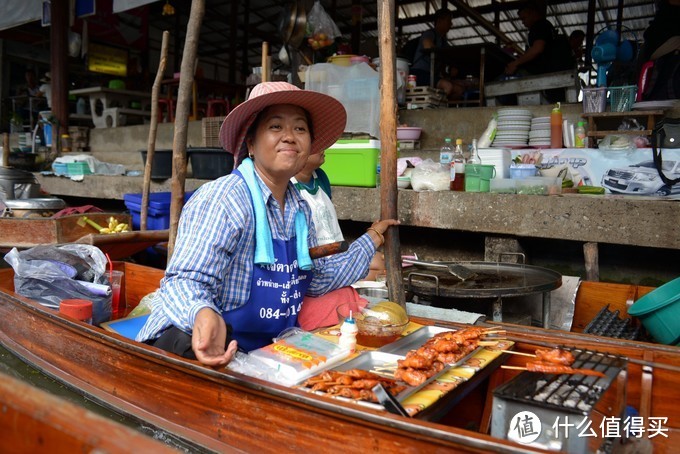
[225,170,312,351]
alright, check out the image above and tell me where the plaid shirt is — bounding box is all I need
[136,171,374,342]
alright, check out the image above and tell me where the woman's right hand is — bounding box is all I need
[366,219,400,248]
[192,307,238,367]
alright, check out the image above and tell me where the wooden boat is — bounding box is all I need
[0,212,169,259]
[0,370,175,453]
[1,262,679,453]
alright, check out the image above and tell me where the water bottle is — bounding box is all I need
[439,138,453,165]
[339,316,358,353]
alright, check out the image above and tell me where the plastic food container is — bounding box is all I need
[337,301,409,348]
[490,178,517,194]
[516,177,562,195]
[509,164,538,179]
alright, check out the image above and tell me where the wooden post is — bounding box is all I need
[584,242,599,282]
[262,42,270,83]
[168,0,205,259]
[377,0,405,308]
[141,31,170,231]
[2,134,9,167]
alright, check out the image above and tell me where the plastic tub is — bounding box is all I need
[464,164,496,192]
[628,277,680,344]
[396,127,422,141]
[140,149,173,179]
[188,148,234,179]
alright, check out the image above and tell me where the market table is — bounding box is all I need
[69,87,151,128]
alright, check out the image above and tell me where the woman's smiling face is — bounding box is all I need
[247,104,313,183]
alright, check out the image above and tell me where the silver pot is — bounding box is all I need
[3,197,66,218]
[0,167,41,200]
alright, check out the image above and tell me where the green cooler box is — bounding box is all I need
[321,139,381,187]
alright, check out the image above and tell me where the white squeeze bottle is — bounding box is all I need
[339,312,358,353]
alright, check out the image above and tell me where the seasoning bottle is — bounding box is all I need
[339,315,358,353]
[450,138,466,191]
[550,102,563,149]
[574,121,587,148]
[468,138,481,165]
[61,133,72,153]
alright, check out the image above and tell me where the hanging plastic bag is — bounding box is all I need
[4,244,112,325]
[306,1,341,50]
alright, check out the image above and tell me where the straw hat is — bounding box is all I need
[40,72,51,83]
[219,81,346,166]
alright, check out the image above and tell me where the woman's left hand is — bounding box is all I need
[366,219,400,248]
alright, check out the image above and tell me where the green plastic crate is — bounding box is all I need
[321,139,380,187]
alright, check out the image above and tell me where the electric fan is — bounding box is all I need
[591,28,637,87]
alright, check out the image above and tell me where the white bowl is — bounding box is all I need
[397,127,422,141]
[397,177,411,189]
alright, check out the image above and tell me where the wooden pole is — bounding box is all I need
[167,0,205,259]
[2,134,9,167]
[141,31,170,231]
[584,242,599,282]
[262,42,270,83]
[377,0,405,308]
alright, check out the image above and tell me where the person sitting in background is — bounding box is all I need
[504,1,558,76]
[39,73,52,109]
[136,81,399,366]
[292,147,387,330]
[409,8,466,100]
[569,30,586,67]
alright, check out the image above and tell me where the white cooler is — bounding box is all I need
[478,148,512,179]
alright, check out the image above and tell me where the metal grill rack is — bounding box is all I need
[583,304,644,340]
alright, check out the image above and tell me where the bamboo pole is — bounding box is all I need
[167,0,205,259]
[377,0,405,308]
[141,31,170,231]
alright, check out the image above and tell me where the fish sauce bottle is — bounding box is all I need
[450,139,466,191]
[551,102,563,149]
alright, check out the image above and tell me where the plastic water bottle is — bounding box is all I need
[339,316,358,353]
[439,137,453,165]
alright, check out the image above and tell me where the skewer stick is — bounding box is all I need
[501,350,537,358]
[501,365,528,371]
[478,341,500,346]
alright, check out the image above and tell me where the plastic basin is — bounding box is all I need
[628,277,680,344]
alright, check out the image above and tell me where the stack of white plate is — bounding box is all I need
[529,116,551,148]
[492,108,532,148]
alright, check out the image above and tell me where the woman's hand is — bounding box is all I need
[192,307,238,367]
[366,219,400,248]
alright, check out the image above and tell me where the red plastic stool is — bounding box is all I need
[157,98,175,122]
[206,99,230,117]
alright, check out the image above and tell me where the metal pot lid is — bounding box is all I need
[4,197,66,210]
[403,261,562,298]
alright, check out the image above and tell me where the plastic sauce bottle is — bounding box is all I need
[339,316,358,353]
[450,139,466,191]
[575,121,587,148]
[439,137,453,165]
[550,102,563,149]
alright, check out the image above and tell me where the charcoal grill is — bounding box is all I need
[491,348,627,452]
[403,254,562,328]
[583,304,644,340]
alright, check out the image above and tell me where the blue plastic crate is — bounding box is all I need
[123,191,194,230]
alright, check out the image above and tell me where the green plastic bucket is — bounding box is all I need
[465,164,495,192]
[628,276,680,344]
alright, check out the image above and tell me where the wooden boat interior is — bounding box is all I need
[0,262,678,453]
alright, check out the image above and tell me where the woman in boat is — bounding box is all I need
[137,81,398,366]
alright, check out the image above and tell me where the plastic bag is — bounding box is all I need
[410,159,450,191]
[598,134,637,154]
[478,115,497,148]
[306,1,341,50]
[4,244,112,325]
